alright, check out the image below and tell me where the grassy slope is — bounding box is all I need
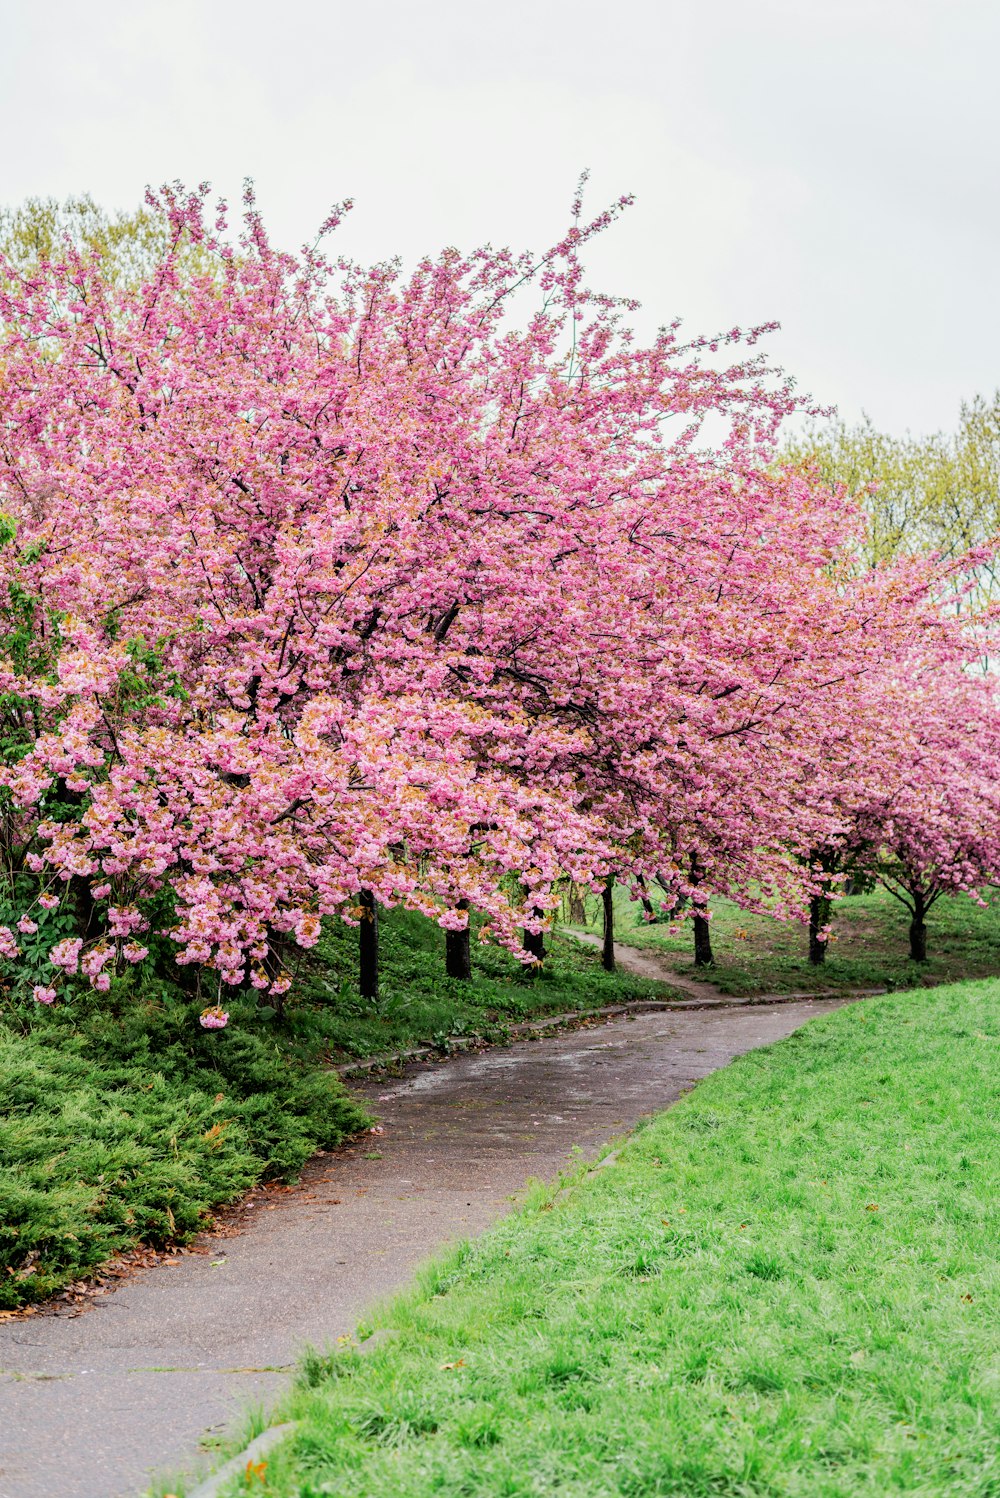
[297,907,664,1061]
[1,909,660,1309]
[248,982,1000,1498]
[581,884,1000,997]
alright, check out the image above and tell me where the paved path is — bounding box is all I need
[0,997,847,1498]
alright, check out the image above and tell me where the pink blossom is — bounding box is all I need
[32,985,57,1005]
[49,937,84,974]
[199,1005,229,1030]
[0,180,992,1021]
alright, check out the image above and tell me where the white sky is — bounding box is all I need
[2,0,997,435]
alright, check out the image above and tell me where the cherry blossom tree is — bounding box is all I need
[0,180,992,1014]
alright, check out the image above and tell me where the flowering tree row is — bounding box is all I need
[0,184,995,1017]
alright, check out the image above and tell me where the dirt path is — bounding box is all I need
[565,927,886,1006]
[567,928,727,998]
[0,998,850,1498]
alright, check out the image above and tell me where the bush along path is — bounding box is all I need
[0,911,664,1315]
[0,996,847,1498]
[209,980,1000,1498]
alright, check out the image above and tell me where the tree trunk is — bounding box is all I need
[568,883,587,926]
[523,921,546,963]
[445,899,472,981]
[808,894,831,966]
[523,880,547,964]
[909,891,928,962]
[359,889,379,999]
[693,911,714,967]
[688,853,713,967]
[601,880,615,972]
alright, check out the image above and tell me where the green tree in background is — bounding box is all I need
[0,192,215,294]
[785,398,1000,610]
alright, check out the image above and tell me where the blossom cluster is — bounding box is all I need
[0,182,995,1011]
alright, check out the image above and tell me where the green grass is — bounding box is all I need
[579,884,1000,997]
[296,906,664,1061]
[244,981,1000,1498]
[1,907,660,1309]
[0,992,369,1309]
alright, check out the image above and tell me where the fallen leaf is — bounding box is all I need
[440,1359,466,1370]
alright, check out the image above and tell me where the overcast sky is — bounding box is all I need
[2,0,997,435]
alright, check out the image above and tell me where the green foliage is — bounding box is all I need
[784,399,1000,608]
[0,993,368,1308]
[0,194,207,293]
[291,905,663,1060]
[0,905,658,1310]
[0,879,78,993]
[255,983,1000,1497]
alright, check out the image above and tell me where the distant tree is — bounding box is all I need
[785,402,1000,612]
[0,192,214,300]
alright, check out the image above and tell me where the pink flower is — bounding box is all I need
[38,894,60,910]
[92,883,112,900]
[49,937,83,974]
[93,972,111,992]
[17,917,38,935]
[33,985,57,1005]
[199,1005,229,1030]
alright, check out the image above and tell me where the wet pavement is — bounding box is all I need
[0,997,847,1498]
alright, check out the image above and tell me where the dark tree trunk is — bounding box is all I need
[445,899,472,981]
[70,874,96,942]
[693,911,714,967]
[688,852,714,967]
[808,894,831,966]
[359,888,379,999]
[523,921,546,962]
[522,882,546,963]
[601,880,615,972]
[909,891,928,962]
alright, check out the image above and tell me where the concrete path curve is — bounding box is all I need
[0,997,848,1498]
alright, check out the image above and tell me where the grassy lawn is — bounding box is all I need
[227,980,1000,1498]
[577,884,1000,997]
[0,908,660,1310]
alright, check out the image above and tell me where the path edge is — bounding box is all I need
[185,1422,299,1498]
[333,986,886,1077]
